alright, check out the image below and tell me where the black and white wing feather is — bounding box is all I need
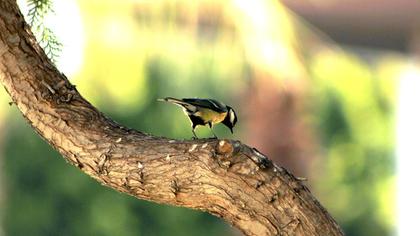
[180,98,228,113]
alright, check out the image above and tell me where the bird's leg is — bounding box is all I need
[208,123,218,139]
[191,127,198,139]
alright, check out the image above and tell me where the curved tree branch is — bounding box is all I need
[0,1,344,235]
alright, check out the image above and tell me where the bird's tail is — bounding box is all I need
[157,97,188,106]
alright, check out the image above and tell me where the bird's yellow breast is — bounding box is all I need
[196,109,227,125]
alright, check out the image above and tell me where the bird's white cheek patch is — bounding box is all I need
[230,110,235,123]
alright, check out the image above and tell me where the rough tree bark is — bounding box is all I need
[0,1,344,236]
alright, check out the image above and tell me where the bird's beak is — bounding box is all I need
[230,127,233,134]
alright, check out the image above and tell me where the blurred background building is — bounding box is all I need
[1,0,418,235]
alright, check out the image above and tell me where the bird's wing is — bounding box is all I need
[158,97,198,112]
[181,98,227,112]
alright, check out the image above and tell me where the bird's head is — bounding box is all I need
[222,106,238,133]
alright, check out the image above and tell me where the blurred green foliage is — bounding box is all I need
[0,0,398,235]
[309,50,397,235]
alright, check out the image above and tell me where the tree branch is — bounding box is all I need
[0,1,344,235]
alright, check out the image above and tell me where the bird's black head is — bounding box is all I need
[222,106,238,133]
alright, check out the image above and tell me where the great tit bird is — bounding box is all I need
[158,97,238,138]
